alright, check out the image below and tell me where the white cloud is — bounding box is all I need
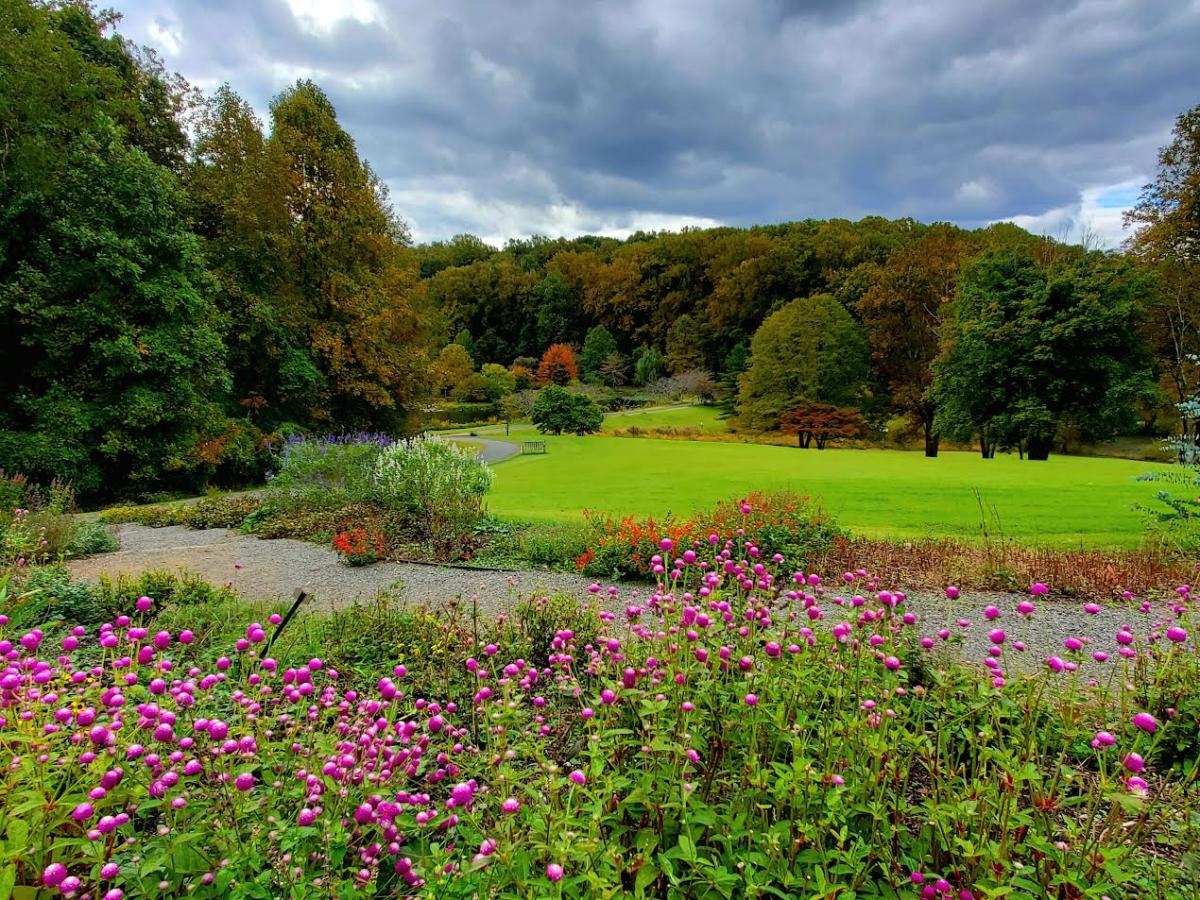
[145,18,182,56]
[995,177,1146,248]
[283,0,383,35]
[390,185,721,245]
[955,178,998,205]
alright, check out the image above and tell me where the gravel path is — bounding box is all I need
[67,525,623,613]
[66,525,1180,680]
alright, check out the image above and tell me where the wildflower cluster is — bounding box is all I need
[332,527,387,566]
[1,519,1197,896]
[579,491,846,578]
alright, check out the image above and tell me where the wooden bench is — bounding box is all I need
[521,440,547,455]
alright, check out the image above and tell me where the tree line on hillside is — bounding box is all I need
[1,0,1197,497]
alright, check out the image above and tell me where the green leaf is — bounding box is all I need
[634,863,659,896]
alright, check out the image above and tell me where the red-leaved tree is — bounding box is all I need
[537,344,579,386]
[780,404,865,449]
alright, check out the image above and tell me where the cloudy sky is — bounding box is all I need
[113,0,1200,247]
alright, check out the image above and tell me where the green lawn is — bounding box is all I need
[487,435,1171,548]
[600,404,728,432]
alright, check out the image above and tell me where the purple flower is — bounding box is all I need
[744,693,758,706]
[43,863,68,887]
[546,863,564,882]
[234,772,255,792]
[1132,712,1158,734]
[569,770,586,786]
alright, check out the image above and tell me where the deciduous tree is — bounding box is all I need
[537,344,578,386]
[737,294,869,430]
[932,249,1154,459]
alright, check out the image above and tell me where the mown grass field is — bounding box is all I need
[599,404,728,432]
[487,435,1172,548]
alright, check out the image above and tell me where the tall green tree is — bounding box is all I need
[1125,103,1200,418]
[580,325,619,382]
[188,84,321,426]
[633,346,665,386]
[0,116,228,492]
[266,80,429,431]
[737,294,869,430]
[858,225,968,456]
[932,250,1153,459]
[717,342,750,418]
[665,314,706,374]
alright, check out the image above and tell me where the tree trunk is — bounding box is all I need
[922,411,939,458]
[924,430,939,458]
[816,434,827,449]
[1026,434,1052,461]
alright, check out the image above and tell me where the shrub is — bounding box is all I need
[98,503,184,527]
[93,569,239,618]
[332,527,387,566]
[579,491,847,579]
[9,565,105,627]
[180,495,263,530]
[264,433,395,511]
[373,441,492,557]
[65,522,119,557]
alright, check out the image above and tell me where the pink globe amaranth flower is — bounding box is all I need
[744,693,758,706]
[103,890,124,900]
[1045,656,1065,673]
[983,605,1000,620]
[1064,637,1083,652]
[1092,731,1116,748]
[234,772,255,791]
[1030,582,1049,596]
[178,630,194,644]
[71,802,94,821]
[1132,712,1158,734]
[100,863,120,880]
[988,629,1005,645]
[1166,626,1188,643]
[60,876,82,894]
[910,872,925,884]
[1084,602,1101,614]
[546,863,565,882]
[659,538,673,551]
[1123,752,1145,773]
[944,586,959,599]
[569,769,586,786]
[1017,601,1036,616]
[501,797,521,814]
[450,782,474,807]
[43,863,68,887]
[1126,775,1150,797]
[298,808,317,826]
[884,656,901,671]
[135,595,153,612]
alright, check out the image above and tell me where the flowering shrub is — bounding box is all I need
[332,527,387,566]
[373,441,493,557]
[264,433,396,511]
[580,491,847,579]
[1,527,1198,895]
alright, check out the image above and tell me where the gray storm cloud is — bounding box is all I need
[115,0,1200,246]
